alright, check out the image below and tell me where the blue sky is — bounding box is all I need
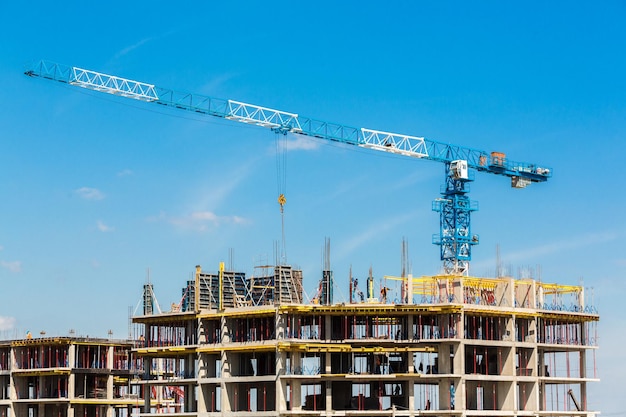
[1,0,624,412]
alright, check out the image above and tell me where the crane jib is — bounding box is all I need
[24,60,551,183]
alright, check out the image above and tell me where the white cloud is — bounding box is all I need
[113,37,153,59]
[117,169,133,177]
[283,136,319,151]
[0,316,16,331]
[76,187,105,201]
[199,72,238,94]
[471,230,620,272]
[153,210,249,232]
[269,135,320,155]
[337,211,417,259]
[191,211,219,222]
[111,30,177,61]
[191,159,257,213]
[1,260,21,273]
[97,220,114,232]
[505,230,616,262]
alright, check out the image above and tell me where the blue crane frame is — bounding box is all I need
[25,60,552,275]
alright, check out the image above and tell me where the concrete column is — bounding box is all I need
[580,333,588,409]
[325,382,332,412]
[506,278,515,308]
[438,379,452,410]
[142,356,152,413]
[442,343,455,374]
[458,336,467,410]
[325,352,332,411]
[196,351,208,414]
[68,344,75,400]
[580,326,588,379]
[275,350,287,412]
[579,287,585,310]
[438,343,453,410]
[291,380,302,410]
[452,342,462,374]
[453,278,463,303]
[496,380,515,410]
[107,346,113,400]
[221,316,229,344]
[220,350,230,412]
[529,279,537,309]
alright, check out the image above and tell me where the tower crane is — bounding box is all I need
[25,60,551,275]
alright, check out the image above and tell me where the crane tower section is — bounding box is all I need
[25,60,552,275]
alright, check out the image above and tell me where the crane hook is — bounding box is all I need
[278,193,286,212]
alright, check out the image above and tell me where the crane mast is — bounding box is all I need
[25,60,552,275]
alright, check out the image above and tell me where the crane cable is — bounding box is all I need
[275,131,287,264]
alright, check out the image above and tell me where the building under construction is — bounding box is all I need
[0,336,140,417]
[128,262,598,417]
[0,262,599,417]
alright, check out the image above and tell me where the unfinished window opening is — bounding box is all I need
[201,384,221,412]
[73,404,108,417]
[0,376,9,400]
[538,318,585,345]
[145,320,197,347]
[296,315,323,340]
[465,380,504,410]
[413,351,439,374]
[112,346,132,370]
[198,354,220,378]
[16,345,70,369]
[200,318,221,344]
[0,348,8,371]
[75,345,107,369]
[231,351,275,377]
[301,383,325,411]
[113,379,140,399]
[74,374,108,399]
[515,317,534,342]
[465,345,508,375]
[40,375,68,398]
[229,316,275,342]
[542,383,584,412]
[542,350,583,379]
[414,383,439,410]
[516,347,534,376]
[464,315,507,341]
[330,352,351,374]
[331,381,373,411]
[413,314,452,340]
[517,382,535,411]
